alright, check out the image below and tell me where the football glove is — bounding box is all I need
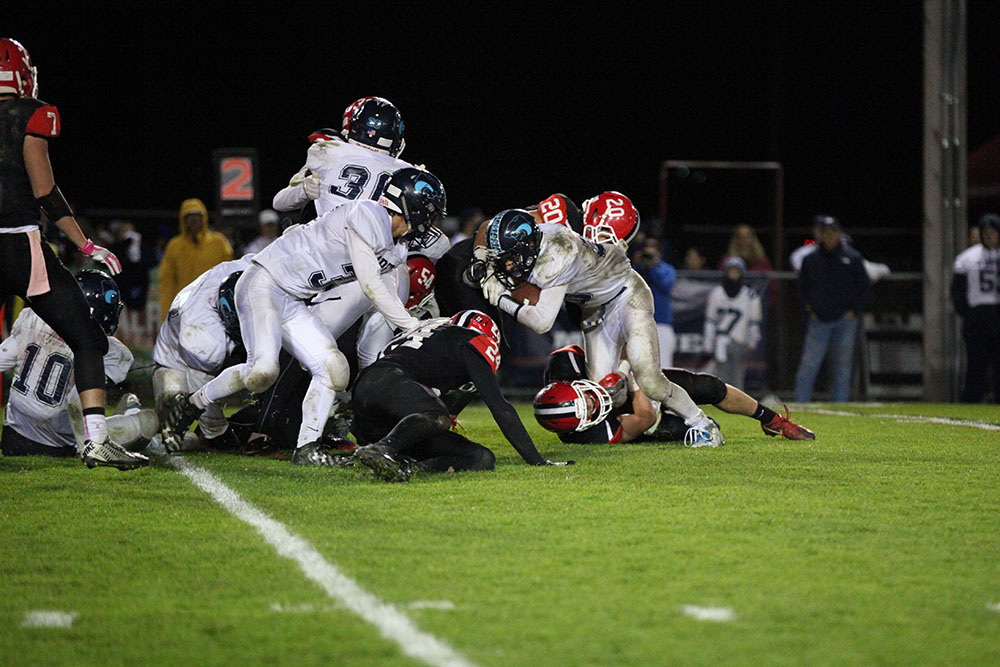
[481,274,510,306]
[302,173,322,200]
[80,240,122,275]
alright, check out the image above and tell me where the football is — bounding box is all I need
[510,281,541,305]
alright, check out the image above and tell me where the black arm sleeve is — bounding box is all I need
[460,345,546,465]
[952,274,970,317]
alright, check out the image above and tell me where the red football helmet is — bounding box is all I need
[341,96,377,138]
[450,310,500,345]
[533,380,613,433]
[581,191,640,249]
[543,344,587,384]
[0,38,38,98]
[406,255,436,309]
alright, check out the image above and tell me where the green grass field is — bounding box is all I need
[2,402,999,666]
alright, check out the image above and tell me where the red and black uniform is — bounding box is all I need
[0,96,109,393]
[352,321,547,470]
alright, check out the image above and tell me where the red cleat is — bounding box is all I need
[761,405,816,440]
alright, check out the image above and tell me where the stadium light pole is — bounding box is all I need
[922,0,966,401]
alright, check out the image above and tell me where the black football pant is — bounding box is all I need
[961,306,1000,403]
[352,365,495,472]
[0,233,108,393]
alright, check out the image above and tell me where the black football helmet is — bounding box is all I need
[485,209,543,288]
[379,167,447,244]
[345,97,405,158]
[217,271,244,345]
[543,344,588,384]
[76,269,123,335]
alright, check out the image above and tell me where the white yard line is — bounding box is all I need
[165,456,474,667]
[21,610,77,628]
[681,605,735,622]
[801,408,1000,431]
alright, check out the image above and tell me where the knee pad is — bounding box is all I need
[245,362,280,394]
[663,369,727,405]
[325,349,350,391]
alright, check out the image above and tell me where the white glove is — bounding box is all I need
[302,173,322,200]
[481,274,510,306]
[80,240,122,275]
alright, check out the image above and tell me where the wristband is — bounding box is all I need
[497,294,523,319]
[80,240,95,255]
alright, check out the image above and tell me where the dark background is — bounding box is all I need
[9,2,1000,268]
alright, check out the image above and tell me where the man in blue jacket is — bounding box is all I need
[632,237,677,366]
[793,216,871,402]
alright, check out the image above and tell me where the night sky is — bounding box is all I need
[10,2,1000,266]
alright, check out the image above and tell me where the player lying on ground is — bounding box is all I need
[0,270,158,460]
[0,38,147,469]
[154,256,253,452]
[163,168,447,466]
[533,344,815,444]
[472,201,723,447]
[352,311,573,482]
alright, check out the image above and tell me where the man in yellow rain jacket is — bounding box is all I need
[157,198,233,322]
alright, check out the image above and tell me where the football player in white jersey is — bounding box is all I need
[164,167,447,466]
[153,256,253,452]
[952,213,1000,402]
[0,270,155,464]
[272,97,411,219]
[475,197,724,447]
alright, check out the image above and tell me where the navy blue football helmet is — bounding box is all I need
[76,269,123,335]
[379,168,447,244]
[345,97,405,158]
[217,271,244,345]
[485,209,543,288]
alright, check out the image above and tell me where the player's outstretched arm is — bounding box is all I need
[345,227,418,332]
[461,346,572,466]
[23,135,120,273]
[618,387,658,443]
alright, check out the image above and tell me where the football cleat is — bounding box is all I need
[354,443,413,482]
[683,416,725,448]
[291,441,354,467]
[762,405,816,440]
[81,438,150,470]
[161,393,201,454]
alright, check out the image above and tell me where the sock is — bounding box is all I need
[295,378,337,449]
[752,403,778,424]
[83,408,109,444]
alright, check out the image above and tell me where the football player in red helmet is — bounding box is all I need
[581,191,640,250]
[0,38,145,470]
[537,345,815,444]
[352,310,572,481]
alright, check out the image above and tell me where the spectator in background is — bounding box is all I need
[794,217,871,402]
[631,237,677,366]
[719,223,773,272]
[792,214,890,282]
[109,220,157,323]
[244,209,280,255]
[157,198,233,323]
[703,257,762,389]
[952,213,1000,403]
[449,206,485,245]
[683,246,707,271]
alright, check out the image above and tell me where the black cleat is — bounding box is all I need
[354,443,413,482]
[161,393,201,453]
[291,441,354,467]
